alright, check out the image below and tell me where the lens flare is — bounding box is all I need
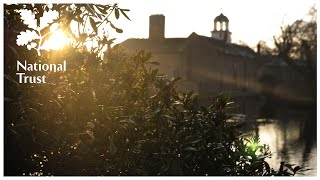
[42,30,69,50]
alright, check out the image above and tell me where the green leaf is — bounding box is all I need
[184,147,198,151]
[114,8,120,19]
[163,114,174,120]
[154,108,161,114]
[89,17,98,33]
[108,137,117,155]
[186,139,202,144]
[147,61,160,65]
[120,119,136,124]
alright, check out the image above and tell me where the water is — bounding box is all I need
[242,109,317,176]
[257,120,317,176]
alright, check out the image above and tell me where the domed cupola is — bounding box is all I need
[214,13,229,23]
[211,13,232,43]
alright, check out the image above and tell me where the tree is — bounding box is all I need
[4,3,131,175]
[272,6,317,166]
[4,3,301,176]
[273,6,316,83]
[275,7,316,58]
[256,40,275,56]
[5,4,130,56]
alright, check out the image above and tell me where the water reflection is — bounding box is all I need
[252,115,317,176]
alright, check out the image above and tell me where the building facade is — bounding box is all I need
[120,14,310,118]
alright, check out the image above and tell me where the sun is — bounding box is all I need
[42,29,70,50]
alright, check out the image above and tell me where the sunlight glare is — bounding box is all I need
[42,30,69,50]
[259,127,274,145]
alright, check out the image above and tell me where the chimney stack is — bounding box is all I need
[257,43,261,54]
[149,15,165,40]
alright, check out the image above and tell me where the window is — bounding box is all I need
[222,22,226,31]
[216,22,221,31]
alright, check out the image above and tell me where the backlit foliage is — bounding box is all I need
[4,3,301,176]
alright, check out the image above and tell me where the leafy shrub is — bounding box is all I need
[4,3,301,176]
[5,46,301,176]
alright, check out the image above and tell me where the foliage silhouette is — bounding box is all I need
[273,6,316,103]
[4,3,302,176]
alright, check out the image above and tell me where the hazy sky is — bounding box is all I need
[107,0,317,48]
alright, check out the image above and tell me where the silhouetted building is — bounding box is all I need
[120,13,311,117]
[149,14,165,40]
[211,13,231,43]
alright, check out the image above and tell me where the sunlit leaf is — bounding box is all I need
[40,25,50,36]
[147,61,160,65]
[184,147,198,151]
[120,119,136,124]
[40,33,53,46]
